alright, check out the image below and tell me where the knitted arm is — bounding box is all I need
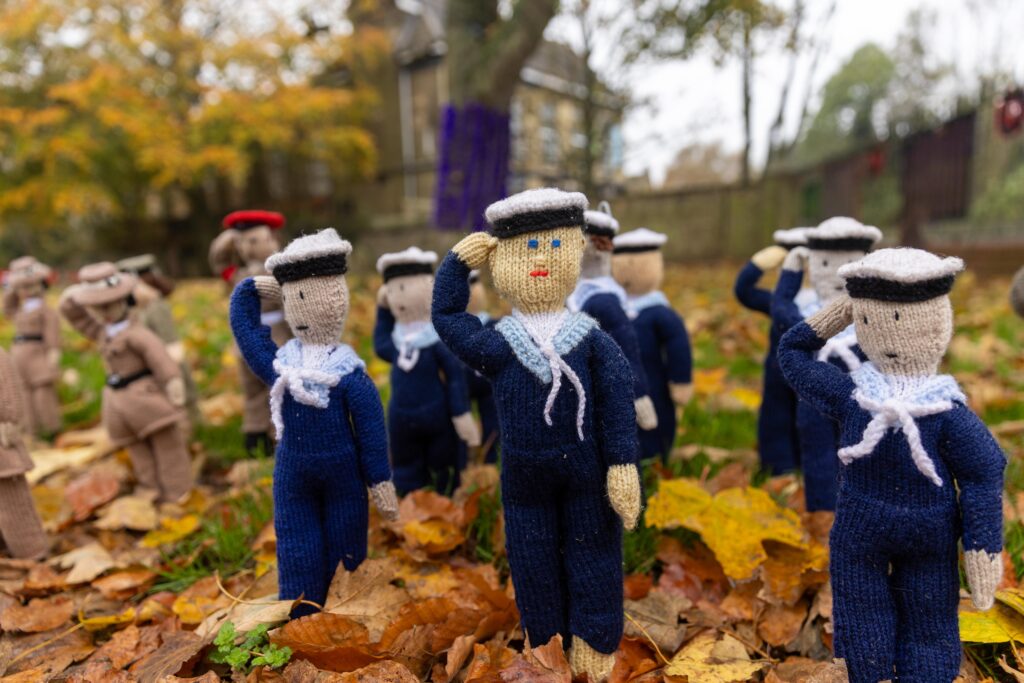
[436,344,471,417]
[0,350,26,426]
[431,252,510,374]
[372,306,398,363]
[777,321,854,421]
[128,328,182,386]
[584,293,650,399]
[770,268,805,334]
[659,307,693,385]
[58,292,104,342]
[734,261,772,315]
[345,371,392,487]
[228,278,278,386]
[590,330,640,466]
[42,306,61,351]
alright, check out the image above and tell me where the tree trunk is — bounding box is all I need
[579,0,598,200]
[741,17,753,186]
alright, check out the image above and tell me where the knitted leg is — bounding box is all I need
[126,438,161,498]
[891,540,961,682]
[638,425,664,461]
[32,384,62,436]
[0,476,48,559]
[390,419,428,495]
[273,471,326,616]
[655,394,677,462]
[758,359,800,474]
[148,426,194,503]
[797,401,839,512]
[427,425,462,496]
[479,397,500,464]
[322,485,369,590]
[239,356,271,437]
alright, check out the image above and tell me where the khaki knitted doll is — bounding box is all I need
[60,263,193,503]
[3,257,62,437]
[432,188,640,681]
[0,346,49,559]
[210,210,291,455]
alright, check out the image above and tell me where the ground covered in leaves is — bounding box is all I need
[1,265,1023,682]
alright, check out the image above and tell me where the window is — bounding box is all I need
[540,102,559,165]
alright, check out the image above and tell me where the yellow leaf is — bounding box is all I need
[693,368,726,396]
[254,549,277,579]
[402,519,465,554]
[664,631,768,681]
[959,603,1024,643]
[173,595,220,625]
[645,479,808,580]
[140,514,200,548]
[729,387,762,410]
[79,607,136,632]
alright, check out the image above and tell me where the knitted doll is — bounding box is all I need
[210,210,291,455]
[60,263,193,503]
[374,247,479,494]
[432,188,640,681]
[568,203,658,431]
[1010,265,1024,318]
[230,228,398,616]
[610,228,693,462]
[771,217,882,511]
[3,257,62,437]
[466,270,501,462]
[0,346,49,559]
[778,248,1004,683]
[733,228,810,474]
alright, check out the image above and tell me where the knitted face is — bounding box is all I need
[15,280,44,301]
[467,280,488,316]
[88,298,130,324]
[281,274,349,345]
[580,235,613,279]
[852,296,953,376]
[236,226,280,265]
[611,251,663,296]
[489,226,585,313]
[808,249,867,305]
[385,273,434,324]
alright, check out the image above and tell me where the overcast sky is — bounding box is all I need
[545,0,1024,185]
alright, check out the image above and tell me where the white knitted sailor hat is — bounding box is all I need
[773,227,812,249]
[612,227,668,254]
[806,217,882,252]
[485,188,588,239]
[839,248,964,302]
[583,201,620,237]
[265,228,352,284]
[376,246,438,282]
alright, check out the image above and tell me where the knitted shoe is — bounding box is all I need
[569,637,615,682]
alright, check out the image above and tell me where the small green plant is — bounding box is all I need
[209,622,292,672]
[467,486,503,564]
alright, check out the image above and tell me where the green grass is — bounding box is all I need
[57,350,106,427]
[466,486,504,566]
[195,416,257,467]
[678,403,758,451]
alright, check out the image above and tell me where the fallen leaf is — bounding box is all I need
[92,568,157,601]
[757,599,809,647]
[91,623,142,668]
[324,558,410,642]
[623,589,690,654]
[764,656,834,683]
[66,468,122,521]
[26,443,109,484]
[439,634,475,683]
[140,514,200,548]
[94,496,158,532]
[0,595,74,633]
[270,612,381,673]
[664,631,768,682]
[609,637,660,683]
[52,542,115,584]
[195,598,292,640]
[959,601,1024,643]
[80,607,137,632]
[624,573,653,600]
[2,625,95,676]
[129,631,205,682]
[463,641,517,682]
[519,634,572,681]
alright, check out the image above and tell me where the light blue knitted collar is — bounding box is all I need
[627,291,670,317]
[567,276,627,312]
[392,321,440,351]
[850,362,965,406]
[496,311,597,384]
[270,340,365,435]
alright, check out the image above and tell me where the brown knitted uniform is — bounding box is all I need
[0,347,48,559]
[3,292,61,434]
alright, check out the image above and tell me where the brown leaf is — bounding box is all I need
[92,624,142,669]
[764,656,833,683]
[53,542,116,585]
[757,600,809,647]
[65,660,137,682]
[439,634,475,683]
[609,637,660,683]
[66,468,122,521]
[323,558,409,642]
[378,598,482,655]
[623,589,690,655]
[0,595,74,633]
[92,569,157,601]
[129,631,205,683]
[719,581,761,622]
[624,573,653,600]
[3,624,95,676]
[269,613,382,674]
[21,564,67,595]
[521,634,572,681]
[164,672,222,683]
[281,659,417,683]
[464,641,517,682]
[94,496,158,532]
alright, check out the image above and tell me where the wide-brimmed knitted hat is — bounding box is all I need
[73,262,137,306]
[583,201,620,238]
[222,210,285,232]
[376,247,438,282]
[265,228,352,284]
[116,254,156,275]
[6,256,51,287]
[806,217,882,252]
[773,227,811,249]
[840,248,964,302]
[485,188,588,239]
[612,228,668,254]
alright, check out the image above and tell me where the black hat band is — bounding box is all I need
[489,207,584,239]
[807,237,875,252]
[845,275,955,302]
[584,223,617,238]
[613,245,660,254]
[272,254,348,284]
[382,262,434,282]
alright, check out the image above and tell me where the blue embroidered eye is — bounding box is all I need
[528,239,539,249]
[552,239,561,248]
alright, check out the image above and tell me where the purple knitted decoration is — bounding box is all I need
[434,103,510,231]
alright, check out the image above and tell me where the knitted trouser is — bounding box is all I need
[797,400,839,512]
[0,475,48,559]
[389,411,462,495]
[237,347,272,435]
[502,449,624,655]
[274,458,368,617]
[478,394,500,464]
[758,354,800,475]
[831,496,961,683]
[127,425,194,503]
[27,384,62,436]
[639,391,675,461]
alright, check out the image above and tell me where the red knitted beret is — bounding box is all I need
[222,210,285,231]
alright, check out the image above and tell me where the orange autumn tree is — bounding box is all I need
[0,0,384,267]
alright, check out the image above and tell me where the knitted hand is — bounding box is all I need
[165,377,186,408]
[964,550,1003,610]
[751,245,788,271]
[376,285,389,309]
[806,295,853,340]
[670,382,693,405]
[452,412,482,447]
[452,232,499,269]
[252,275,282,302]
[47,348,60,370]
[0,421,20,449]
[606,464,641,530]
[166,341,185,365]
[782,246,809,272]
[634,396,659,430]
[370,481,400,522]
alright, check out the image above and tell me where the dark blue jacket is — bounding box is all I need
[580,292,649,400]
[631,300,691,460]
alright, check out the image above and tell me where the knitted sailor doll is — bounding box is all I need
[611,228,693,461]
[230,228,398,616]
[772,217,882,511]
[466,270,501,462]
[432,188,640,681]
[3,257,62,437]
[210,210,291,455]
[733,228,810,474]
[374,247,479,494]
[0,346,49,559]
[778,248,1005,683]
[60,263,193,503]
[568,203,658,431]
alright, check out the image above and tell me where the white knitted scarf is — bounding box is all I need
[270,339,364,438]
[838,362,965,487]
[391,320,440,372]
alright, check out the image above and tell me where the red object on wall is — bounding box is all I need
[996,89,1024,136]
[867,147,886,176]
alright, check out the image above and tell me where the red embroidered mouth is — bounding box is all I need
[530,270,549,278]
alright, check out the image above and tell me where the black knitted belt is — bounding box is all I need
[106,369,153,390]
[12,334,43,343]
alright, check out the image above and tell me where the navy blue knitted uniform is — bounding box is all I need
[630,300,691,461]
[432,252,638,655]
[467,315,501,463]
[779,321,1004,683]
[772,269,865,511]
[734,260,800,474]
[230,279,391,615]
[579,292,649,401]
[373,306,470,495]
